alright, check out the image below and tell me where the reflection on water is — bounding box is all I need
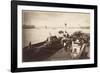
[22,28,89,48]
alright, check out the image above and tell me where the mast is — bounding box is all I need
[64,23,67,32]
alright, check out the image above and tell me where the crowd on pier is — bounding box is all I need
[45,30,90,59]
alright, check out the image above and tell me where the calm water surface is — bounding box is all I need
[22,28,90,48]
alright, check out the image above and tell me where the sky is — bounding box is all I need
[22,10,90,28]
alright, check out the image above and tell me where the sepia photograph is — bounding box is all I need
[11,1,97,72]
[22,10,90,62]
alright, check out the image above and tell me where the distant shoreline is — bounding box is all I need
[23,25,90,29]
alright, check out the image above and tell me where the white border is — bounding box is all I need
[17,5,94,68]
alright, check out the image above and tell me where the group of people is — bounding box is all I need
[46,30,90,59]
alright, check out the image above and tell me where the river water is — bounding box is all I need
[22,28,90,48]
